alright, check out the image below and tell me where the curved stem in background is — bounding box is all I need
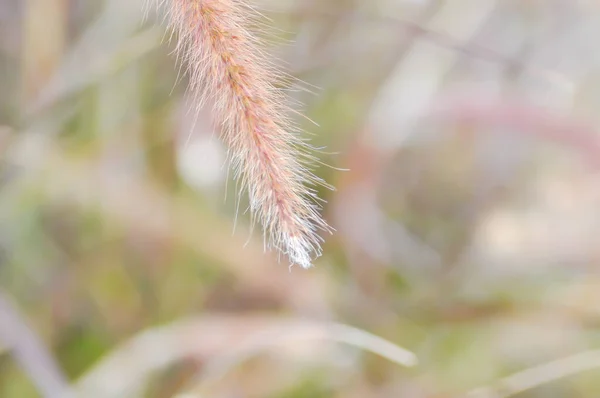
[75,315,416,398]
[0,290,72,398]
[431,95,600,170]
[181,319,417,396]
[468,350,600,398]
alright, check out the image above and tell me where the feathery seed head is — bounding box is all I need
[158,0,332,268]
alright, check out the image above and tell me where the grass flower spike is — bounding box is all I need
[161,0,331,268]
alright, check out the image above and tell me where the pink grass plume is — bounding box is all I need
[157,0,332,268]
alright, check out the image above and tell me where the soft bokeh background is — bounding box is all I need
[3,0,600,397]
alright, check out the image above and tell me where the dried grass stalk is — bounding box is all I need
[159,0,331,268]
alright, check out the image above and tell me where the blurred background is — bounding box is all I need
[3,0,600,397]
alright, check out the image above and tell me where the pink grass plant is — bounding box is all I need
[157,0,331,268]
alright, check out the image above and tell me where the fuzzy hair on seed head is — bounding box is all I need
[154,0,332,268]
